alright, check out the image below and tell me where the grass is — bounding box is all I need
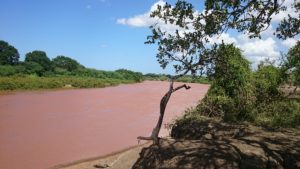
[0,75,137,91]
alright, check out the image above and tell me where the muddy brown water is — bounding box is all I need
[0,81,209,169]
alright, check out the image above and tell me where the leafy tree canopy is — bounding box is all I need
[146,0,300,76]
[0,40,19,65]
[23,61,44,76]
[209,43,251,98]
[52,55,81,72]
[284,41,300,86]
[25,50,52,72]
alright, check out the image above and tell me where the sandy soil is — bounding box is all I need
[54,142,152,169]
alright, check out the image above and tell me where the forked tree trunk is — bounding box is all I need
[137,79,191,144]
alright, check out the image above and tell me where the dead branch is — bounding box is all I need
[138,79,191,144]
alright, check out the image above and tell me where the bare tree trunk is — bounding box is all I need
[138,79,191,144]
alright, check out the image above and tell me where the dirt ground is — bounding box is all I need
[54,142,152,169]
[55,121,300,169]
[133,120,300,169]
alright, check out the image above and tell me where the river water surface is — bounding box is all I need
[0,81,209,169]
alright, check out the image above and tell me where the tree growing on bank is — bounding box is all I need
[25,50,52,75]
[0,40,19,65]
[52,55,81,72]
[147,0,299,75]
[138,0,300,143]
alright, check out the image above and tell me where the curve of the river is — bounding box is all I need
[0,81,209,169]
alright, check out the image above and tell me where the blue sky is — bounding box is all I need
[0,0,298,74]
[0,0,166,73]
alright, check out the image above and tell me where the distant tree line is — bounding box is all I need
[144,73,210,84]
[0,40,144,82]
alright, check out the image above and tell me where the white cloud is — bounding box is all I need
[209,32,280,64]
[117,0,290,67]
[272,0,298,22]
[116,14,152,27]
[116,0,165,27]
[237,35,280,63]
[208,33,237,45]
[116,0,186,35]
[261,24,275,37]
[281,38,298,48]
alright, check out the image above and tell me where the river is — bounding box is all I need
[0,81,209,169]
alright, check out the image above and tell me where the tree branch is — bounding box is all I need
[137,79,191,144]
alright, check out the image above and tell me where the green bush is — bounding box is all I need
[23,61,44,76]
[196,87,234,118]
[253,65,282,103]
[144,73,170,81]
[0,65,17,76]
[52,55,81,72]
[199,44,254,121]
[177,76,210,84]
[284,41,300,86]
[0,76,136,90]
[254,99,300,127]
[172,43,300,129]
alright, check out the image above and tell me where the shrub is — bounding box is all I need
[0,65,17,76]
[254,99,300,127]
[200,44,254,121]
[253,64,282,104]
[171,44,300,130]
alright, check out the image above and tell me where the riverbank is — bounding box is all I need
[0,76,138,91]
[0,81,209,169]
[53,142,151,169]
[133,119,300,169]
[53,119,300,169]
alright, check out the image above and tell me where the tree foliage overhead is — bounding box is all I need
[146,0,300,76]
[144,0,300,128]
[276,0,300,39]
[0,40,19,65]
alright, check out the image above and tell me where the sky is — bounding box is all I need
[0,0,299,74]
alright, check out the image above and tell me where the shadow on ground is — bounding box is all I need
[132,120,300,169]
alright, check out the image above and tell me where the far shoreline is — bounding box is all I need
[0,81,142,95]
[0,80,209,96]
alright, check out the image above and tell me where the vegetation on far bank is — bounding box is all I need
[144,73,210,84]
[0,76,138,90]
[0,40,211,91]
[0,40,145,90]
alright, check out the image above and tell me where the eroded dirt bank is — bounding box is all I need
[0,81,209,169]
[133,119,300,169]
